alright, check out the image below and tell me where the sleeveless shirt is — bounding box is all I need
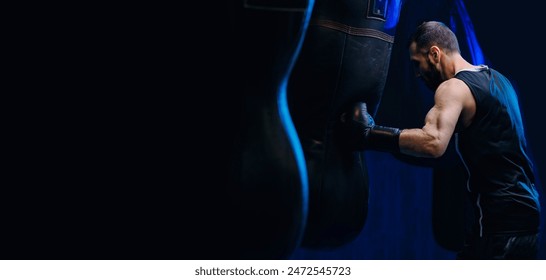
[454,66,540,235]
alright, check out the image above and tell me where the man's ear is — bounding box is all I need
[429,46,441,63]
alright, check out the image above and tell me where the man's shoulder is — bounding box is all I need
[439,78,470,92]
[434,78,473,104]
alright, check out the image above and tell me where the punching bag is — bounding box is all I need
[225,0,313,259]
[288,0,397,248]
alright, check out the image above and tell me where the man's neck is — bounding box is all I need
[449,54,475,79]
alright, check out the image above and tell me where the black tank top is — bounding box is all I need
[454,66,540,235]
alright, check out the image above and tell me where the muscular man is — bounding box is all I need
[340,21,541,259]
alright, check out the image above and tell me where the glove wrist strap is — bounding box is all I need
[367,125,401,153]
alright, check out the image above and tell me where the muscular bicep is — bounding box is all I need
[399,79,470,158]
[423,91,462,142]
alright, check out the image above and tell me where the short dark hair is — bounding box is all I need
[409,21,460,54]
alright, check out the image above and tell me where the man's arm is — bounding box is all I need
[399,78,471,158]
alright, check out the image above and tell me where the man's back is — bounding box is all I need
[454,66,540,235]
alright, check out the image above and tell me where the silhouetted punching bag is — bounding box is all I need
[288,0,398,248]
[226,0,313,259]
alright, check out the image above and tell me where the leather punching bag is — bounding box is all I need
[227,0,313,259]
[288,0,396,248]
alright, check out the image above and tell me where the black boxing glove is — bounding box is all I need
[339,102,401,153]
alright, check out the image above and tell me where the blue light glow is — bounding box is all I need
[489,70,527,146]
[385,0,402,32]
[454,0,484,65]
[277,0,314,246]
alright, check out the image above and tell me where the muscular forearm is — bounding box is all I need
[399,128,446,158]
[339,102,450,158]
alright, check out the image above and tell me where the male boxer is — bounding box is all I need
[340,21,541,259]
